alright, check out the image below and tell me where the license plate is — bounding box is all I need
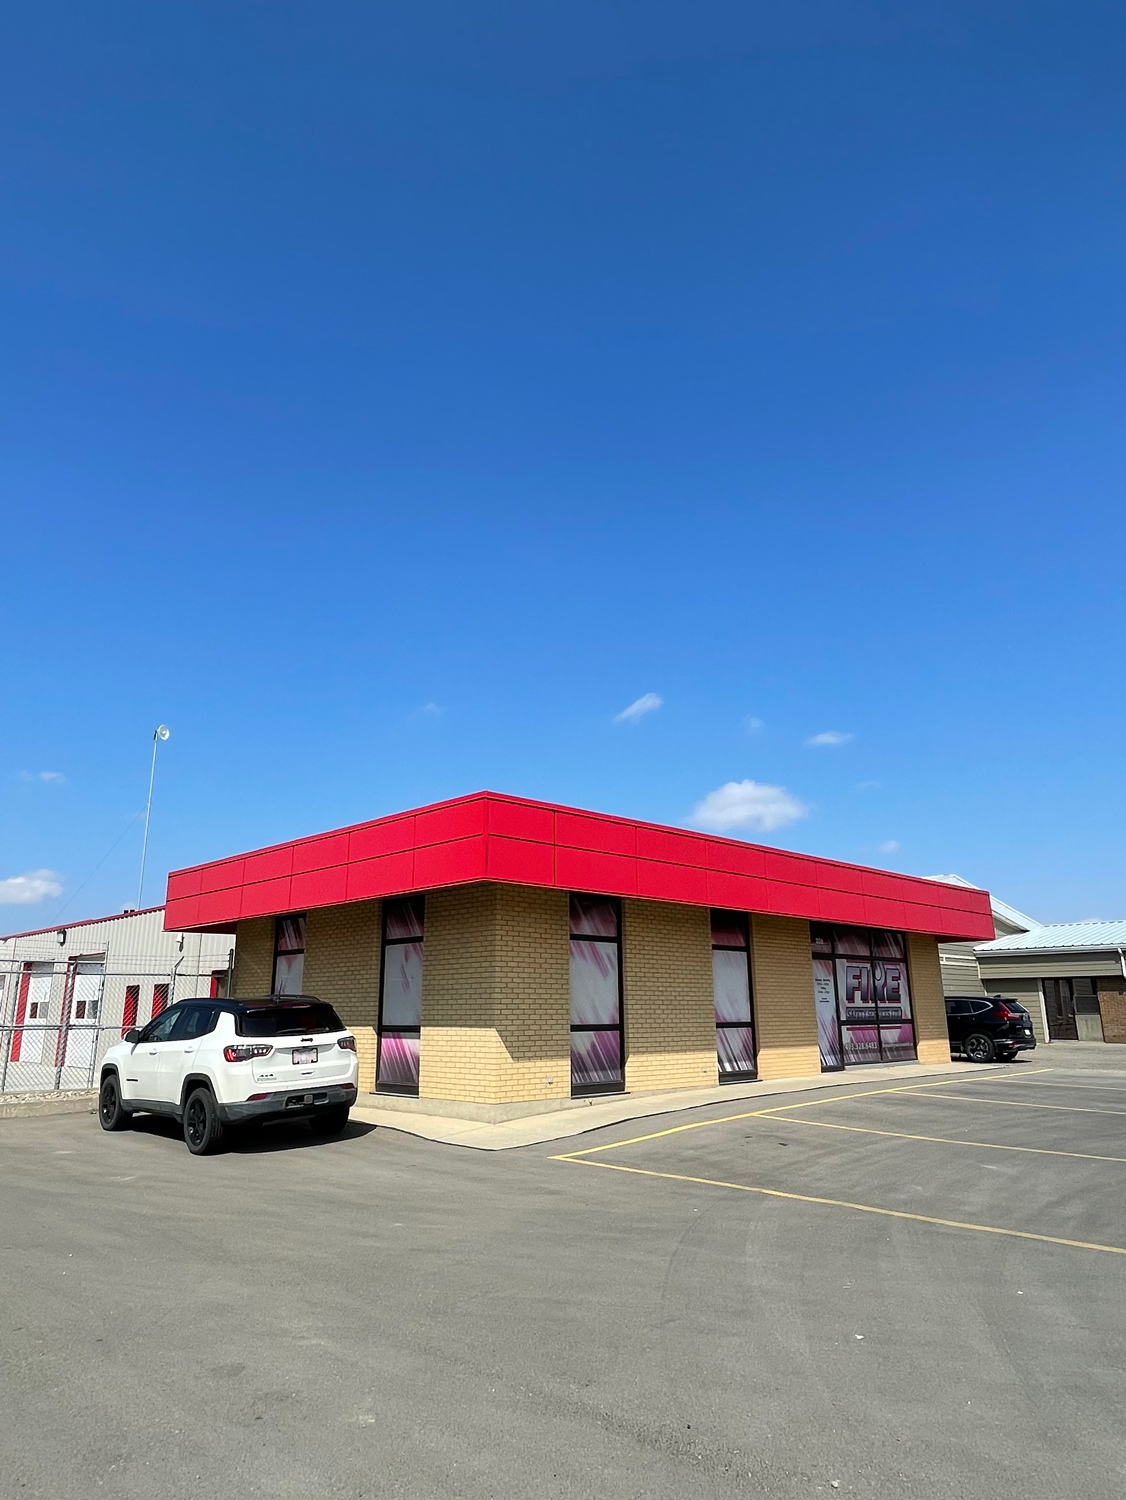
[292,1046,318,1066]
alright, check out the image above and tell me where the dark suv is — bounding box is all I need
[945,995,1037,1063]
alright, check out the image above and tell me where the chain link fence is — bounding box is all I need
[0,955,229,1095]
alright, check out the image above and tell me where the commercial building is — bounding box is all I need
[0,908,234,1093]
[928,874,1043,1026]
[163,792,994,1111]
[976,920,1126,1044]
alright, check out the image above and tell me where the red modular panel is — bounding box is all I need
[347,816,416,863]
[289,864,350,909]
[706,839,768,878]
[414,797,487,847]
[168,866,204,900]
[241,846,294,886]
[486,797,555,844]
[554,845,639,896]
[291,834,350,876]
[238,876,293,919]
[485,835,555,886]
[345,850,415,903]
[198,857,244,895]
[636,858,709,905]
[195,889,239,928]
[413,836,488,889]
[165,789,995,940]
[635,825,705,867]
[556,811,637,858]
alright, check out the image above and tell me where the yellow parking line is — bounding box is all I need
[765,1115,1126,1164]
[559,1069,1051,1160]
[959,1078,1126,1095]
[556,1157,1126,1257]
[892,1091,1126,1118]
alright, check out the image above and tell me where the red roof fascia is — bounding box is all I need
[164,791,994,942]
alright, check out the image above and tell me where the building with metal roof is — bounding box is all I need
[975,920,1126,1044]
[926,874,1041,1012]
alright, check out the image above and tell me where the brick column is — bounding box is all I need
[908,933,950,1065]
[1097,982,1126,1044]
[302,900,381,1029]
[749,914,821,1080]
[622,899,717,1092]
[419,884,570,1105]
[230,917,274,997]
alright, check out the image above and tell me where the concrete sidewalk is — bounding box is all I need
[349,1059,992,1150]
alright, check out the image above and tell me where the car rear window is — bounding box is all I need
[236,1003,344,1037]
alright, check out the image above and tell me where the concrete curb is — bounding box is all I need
[0,1090,98,1120]
[350,1059,1005,1152]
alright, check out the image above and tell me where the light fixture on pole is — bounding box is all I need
[137,725,170,910]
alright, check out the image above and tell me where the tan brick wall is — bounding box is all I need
[492,884,570,1101]
[353,1025,377,1091]
[1097,983,1126,1044]
[750,915,821,1080]
[231,917,275,997]
[419,884,570,1105]
[622,899,717,1091]
[908,933,950,1064]
[302,900,381,1029]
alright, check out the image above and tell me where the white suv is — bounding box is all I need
[98,996,359,1154]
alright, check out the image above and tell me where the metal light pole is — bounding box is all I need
[137,725,170,909]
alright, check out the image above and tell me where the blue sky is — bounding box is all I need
[2,1,1125,927]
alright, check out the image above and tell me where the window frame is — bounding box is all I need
[809,923,917,1069]
[710,909,756,1083]
[568,893,625,1098]
[376,896,424,1097]
[272,913,308,996]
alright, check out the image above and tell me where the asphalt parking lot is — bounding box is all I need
[3,1054,1126,1499]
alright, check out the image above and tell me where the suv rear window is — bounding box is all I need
[236,1003,344,1037]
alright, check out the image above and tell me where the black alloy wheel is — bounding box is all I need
[98,1074,132,1131]
[964,1032,996,1064]
[183,1087,227,1155]
[308,1106,350,1137]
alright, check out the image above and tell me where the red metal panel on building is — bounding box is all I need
[164,790,995,941]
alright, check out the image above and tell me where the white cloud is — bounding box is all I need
[853,780,880,793]
[806,730,853,747]
[614,692,663,723]
[0,869,63,905]
[691,780,809,834]
[414,702,443,718]
[744,716,765,735]
[20,771,66,783]
[878,839,900,855]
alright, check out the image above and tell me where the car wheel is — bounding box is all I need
[964,1032,996,1064]
[308,1106,350,1137]
[98,1074,132,1132]
[183,1087,227,1155]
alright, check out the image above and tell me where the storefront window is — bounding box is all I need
[378,897,424,1094]
[711,910,755,1081]
[273,915,307,995]
[569,894,624,1095]
[809,924,915,1069]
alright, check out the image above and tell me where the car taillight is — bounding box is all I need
[337,1036,356,1051]
[223,1044,274,1062]
[994,1004,1017,1021]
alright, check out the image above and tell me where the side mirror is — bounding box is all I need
[124,1028,142,1045]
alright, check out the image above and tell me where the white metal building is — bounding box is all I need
[927,874,1042,1019]
[0,907,235,1093]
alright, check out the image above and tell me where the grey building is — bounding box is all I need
[975,921,1126,1045]
[927,874,1041,1010]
